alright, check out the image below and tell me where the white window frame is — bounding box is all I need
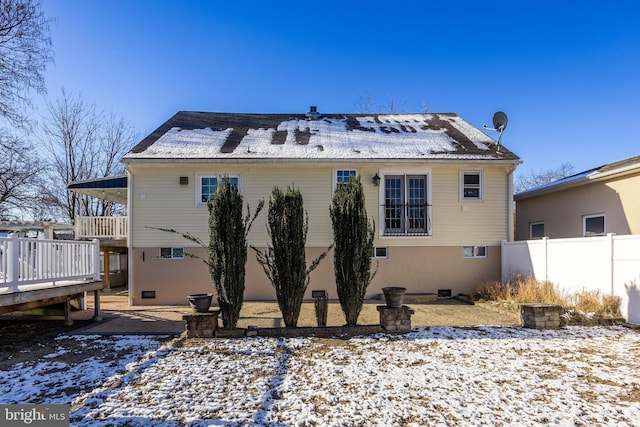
[460,170,483,201]
[196,173,241,206]
[159,247,184,260]
[334,169,358,188]
[371,246,388,259]
[530,222,545,239]
[378,169,432,238]
[463,246,487,258]
[583,214,605,237]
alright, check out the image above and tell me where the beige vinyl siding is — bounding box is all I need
[128,161,514,305]
[129,165,207,247]
[129,163,378,247]
[433,167,508,245]
[243,165,337,246]
[129,162,512,248]
[377,164,511,246]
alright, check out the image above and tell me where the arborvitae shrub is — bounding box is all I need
[330,176,376,325]
[253,186,330,327]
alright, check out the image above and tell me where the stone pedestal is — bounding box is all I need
[183,309,220,337]
[377,305,414,332]
[520,304,562,329]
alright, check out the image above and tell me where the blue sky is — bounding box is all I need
[38,0,640,176]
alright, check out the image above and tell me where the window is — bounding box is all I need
[336,170,357,184]
[463,246,486,258]
[159,247,184,259]
[530,222,545,239]
[267,247,275,260]
[461,171,482,200]
[382,174,430,236]
[583,214,605,237]
[197,174,240,205]
[371,246,388,259]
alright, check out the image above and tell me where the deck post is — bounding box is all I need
[102,248,111,289]
[92,239,101,282]
[93,289,102,321]
[64,298,73,326]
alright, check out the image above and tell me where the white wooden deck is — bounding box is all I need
[74,215,128,240]
[0,235,103,322]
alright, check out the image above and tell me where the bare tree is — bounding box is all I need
[0,0,52,219]
[353,91,420,114]
[41,90,137,222]
[384,94,405,114]
[515,163,575,194]
[0,0,53,128]
[353,90,377,113]
[0,129,45,219]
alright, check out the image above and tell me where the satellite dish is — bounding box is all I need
[492,111,508,131]
[482,111,508,154]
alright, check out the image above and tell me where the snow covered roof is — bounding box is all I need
[515,154,640,200]
[123,111,520,163]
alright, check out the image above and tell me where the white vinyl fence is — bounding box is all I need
[502,234,640,323]
[0,234,101,292]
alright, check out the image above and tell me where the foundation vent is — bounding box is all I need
[438,289,452,298]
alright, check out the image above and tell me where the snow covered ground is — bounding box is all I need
[1,326,640,426]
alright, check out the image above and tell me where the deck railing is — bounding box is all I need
[0,234,101,292]
[75,215,128,240]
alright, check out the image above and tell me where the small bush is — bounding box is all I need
[473,275,564,310]
[473,280,503,302]
[600,294,623,316]
[572,290,621,317]
[510,276,565,307]
[474,275,621,319]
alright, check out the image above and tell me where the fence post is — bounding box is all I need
[7,233,20,290]
[92,239,101,282]
[607,233,615,295]
[543,237,549,282]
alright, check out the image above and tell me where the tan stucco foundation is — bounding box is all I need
[129,246,500,306]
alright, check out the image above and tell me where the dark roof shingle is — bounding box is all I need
[124,111,520,162]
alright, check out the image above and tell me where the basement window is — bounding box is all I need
[463,246,486,258]
[159,247,184,260]
[371,246,388,259]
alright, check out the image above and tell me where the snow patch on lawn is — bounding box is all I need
[1,327,639,426]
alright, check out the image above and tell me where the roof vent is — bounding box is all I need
[306,105,320,120]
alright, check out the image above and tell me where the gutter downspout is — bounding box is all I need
[507,168,515,242]
[502,168,516,286]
